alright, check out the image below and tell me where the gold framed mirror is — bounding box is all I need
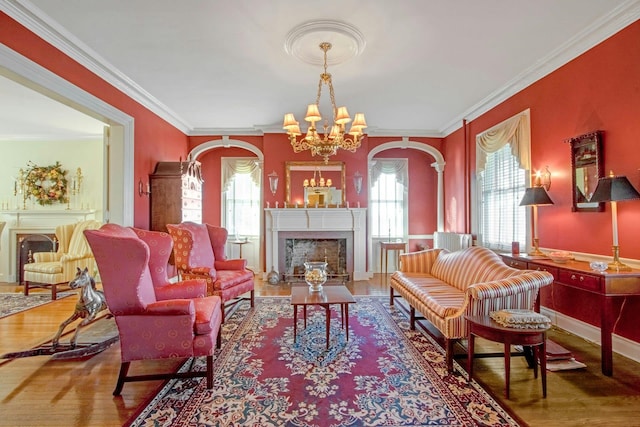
[285,161,346,206]
[566,130,604,212]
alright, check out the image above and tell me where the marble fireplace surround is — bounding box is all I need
[264,208,367,281]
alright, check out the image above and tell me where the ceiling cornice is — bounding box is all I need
[439,0,640,137]
[4,0,640,139]
[2,0,193,133]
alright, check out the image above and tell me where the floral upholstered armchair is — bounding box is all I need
[23,219,102,299]
[167,222,254,322]
[131,227,207,300]
[84,223,222,395]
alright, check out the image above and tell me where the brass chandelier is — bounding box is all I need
[283,42,367,164]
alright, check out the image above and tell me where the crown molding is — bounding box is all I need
[4,0,639,140]
[2,0,193,133]
[189,127,265,136]
[439,0,640,137]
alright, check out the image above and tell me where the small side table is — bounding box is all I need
[466,315,549,399]
[230,240,249,258]
[380,241,407,276]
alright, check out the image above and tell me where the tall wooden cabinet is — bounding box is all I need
[150,161,203,232]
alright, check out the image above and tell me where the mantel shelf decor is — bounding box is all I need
[23,161,69,206]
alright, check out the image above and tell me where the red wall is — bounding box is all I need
[5,9,640,342]
[443,20,640,341]
[1,12,190,229]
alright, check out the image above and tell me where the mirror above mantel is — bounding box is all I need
[285,161,346,206]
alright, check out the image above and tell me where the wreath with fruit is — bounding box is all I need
[24,161,69,206]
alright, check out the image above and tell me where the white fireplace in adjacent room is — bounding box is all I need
[264,208,368,281]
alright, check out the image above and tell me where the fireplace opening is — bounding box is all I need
[283,238,348,283]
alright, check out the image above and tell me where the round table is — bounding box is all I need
[466,314,549,399]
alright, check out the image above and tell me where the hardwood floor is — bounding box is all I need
[1,277,639,426]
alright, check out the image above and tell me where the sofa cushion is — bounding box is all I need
[214,269,254,290]
[431,246,521,291]
[392,272,465,318]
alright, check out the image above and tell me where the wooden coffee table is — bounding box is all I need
[291,285,356,349]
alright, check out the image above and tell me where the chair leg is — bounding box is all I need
[206,355,213,389]
[51,284,57,300]
[390,287,395,306]
[250,290,255,307]
[113,361,130,396]
[216,327,222,349]
[220,301,226,323]
[24,281,29,296]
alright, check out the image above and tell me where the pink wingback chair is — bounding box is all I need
[84,223,222,395]
[166,222,254,323]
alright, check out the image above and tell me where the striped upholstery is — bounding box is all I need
[23,220,102,299]
[390,246,553,371]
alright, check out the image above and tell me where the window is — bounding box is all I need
[478,144,526,252]
[370,159,408,239]
[221,158,261,238]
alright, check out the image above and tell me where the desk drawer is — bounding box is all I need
[528,262,558,280]
[557,269,601,292]
[503,258,527,270]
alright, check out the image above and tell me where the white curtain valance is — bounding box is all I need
[370,159,408,187]
[476,109,530,173]
[222,158,261,192]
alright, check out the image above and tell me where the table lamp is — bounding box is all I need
[519,186,554,256]
[589,172,640,271]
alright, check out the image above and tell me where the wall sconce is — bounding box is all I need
[519,186,554,256]
[590,171,640,271]
[533,166,551,190]
[138,179,151,197]
[267,171,278,195]
[353,171,363,195]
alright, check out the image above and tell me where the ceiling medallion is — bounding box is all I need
[284,20,366,66]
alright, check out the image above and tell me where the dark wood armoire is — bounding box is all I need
[149,160,203,232]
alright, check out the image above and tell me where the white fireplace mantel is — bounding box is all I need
[0,209,97,282]
[265,208,368,281]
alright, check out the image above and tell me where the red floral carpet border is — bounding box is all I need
[127,296,521,426]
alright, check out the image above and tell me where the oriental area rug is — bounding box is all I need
[0,292,74,318]
[127,296,521,427]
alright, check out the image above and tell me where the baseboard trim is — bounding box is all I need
[541,307,640,364]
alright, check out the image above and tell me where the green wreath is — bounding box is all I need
[24,161,69,206]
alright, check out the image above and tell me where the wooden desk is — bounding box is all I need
[501,253,640,376]
[380,241,407,275]
[466,315,548,399]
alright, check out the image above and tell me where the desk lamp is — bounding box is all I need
[589,172,640,271]
[519,186,554,256]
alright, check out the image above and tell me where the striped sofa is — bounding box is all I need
[390,246,553,371]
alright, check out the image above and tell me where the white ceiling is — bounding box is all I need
[1,0,638,141]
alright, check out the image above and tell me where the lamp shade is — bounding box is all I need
[519,186,554,206]
[589,175,640,203]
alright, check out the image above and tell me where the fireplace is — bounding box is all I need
[0,209,97,282]
[281,235,350,282]
[264,208,368,281]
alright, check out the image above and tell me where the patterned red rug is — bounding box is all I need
[126,296,521,426]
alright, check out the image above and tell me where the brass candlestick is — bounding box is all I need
[608,245,631,271]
